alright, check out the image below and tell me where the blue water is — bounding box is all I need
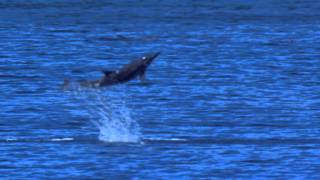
[1,0,320,179]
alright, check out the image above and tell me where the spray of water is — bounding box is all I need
[69,83,141,143]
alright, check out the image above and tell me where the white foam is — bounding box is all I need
[51,137,74,142]
[6,138,17,142]
[146,137,187,142]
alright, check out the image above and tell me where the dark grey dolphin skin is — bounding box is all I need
[63,52,160,89]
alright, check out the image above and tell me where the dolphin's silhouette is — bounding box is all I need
[63,52,160,89]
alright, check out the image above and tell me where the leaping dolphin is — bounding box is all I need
[63,52,160,89]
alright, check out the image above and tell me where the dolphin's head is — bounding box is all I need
[141,52,161,65]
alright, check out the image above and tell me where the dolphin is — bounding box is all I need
[63,52,160,89]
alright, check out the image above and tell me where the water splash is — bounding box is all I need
[70,84,141,143]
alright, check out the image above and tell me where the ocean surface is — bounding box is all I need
[1,0,320,179]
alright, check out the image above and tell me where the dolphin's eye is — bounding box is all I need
[142,56,146,60]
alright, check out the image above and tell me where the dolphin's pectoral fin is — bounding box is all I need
[62,79,70,90]
[139,70,146,82]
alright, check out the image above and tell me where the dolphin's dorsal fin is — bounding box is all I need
[102,70,114,76]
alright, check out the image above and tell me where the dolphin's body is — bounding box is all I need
[63,52,160,89]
